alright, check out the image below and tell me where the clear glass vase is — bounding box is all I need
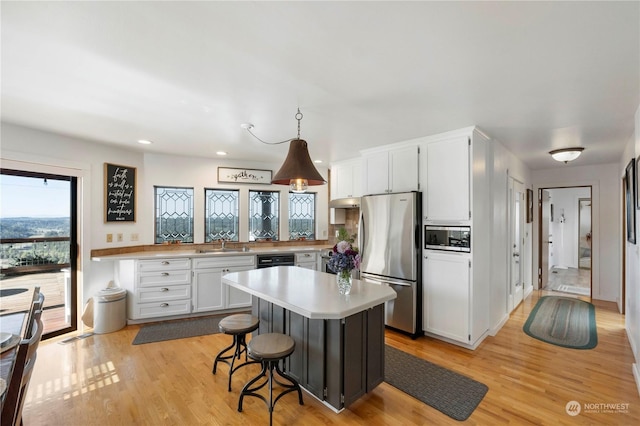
[337,270,352,295]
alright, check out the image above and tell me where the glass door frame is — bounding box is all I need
[0,168,78,339]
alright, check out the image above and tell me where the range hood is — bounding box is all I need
[329,197,360,209]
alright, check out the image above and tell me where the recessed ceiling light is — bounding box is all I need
[314,160,323,164]
[216,151,228,156]
[137,139,153,145]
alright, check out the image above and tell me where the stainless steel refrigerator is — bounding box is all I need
[359,191,421,336]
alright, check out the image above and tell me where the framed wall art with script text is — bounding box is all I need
[104,163,136,222]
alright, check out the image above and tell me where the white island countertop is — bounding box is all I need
[222,266,397,320]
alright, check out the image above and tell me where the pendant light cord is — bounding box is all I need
[244,108,303,145]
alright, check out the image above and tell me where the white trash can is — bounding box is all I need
[93,287,127,334]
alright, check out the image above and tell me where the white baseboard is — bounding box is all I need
[626,325,638,364]
[633,364,640,398]
[422,330,488,350]
[524,284,534,299]
[490,314,509,337]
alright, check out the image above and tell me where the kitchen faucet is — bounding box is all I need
[219,238,227,249]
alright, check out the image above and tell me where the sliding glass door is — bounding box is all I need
[0,169,78,339]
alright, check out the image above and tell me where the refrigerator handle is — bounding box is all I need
[358,209,365,255]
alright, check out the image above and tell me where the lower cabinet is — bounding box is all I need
[294,252,318,270]
[423,250,471,343]
[193,256,256,313]
[252,298,384,410]
[117,258,193,320]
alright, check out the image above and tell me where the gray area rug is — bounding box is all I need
[384,345,488,421]
[132,315,225,345]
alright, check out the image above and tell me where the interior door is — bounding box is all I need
[539,189,551,289]
[508,178,524,311]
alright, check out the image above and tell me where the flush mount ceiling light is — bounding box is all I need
[549,147,584,164]
[242,109,326,193]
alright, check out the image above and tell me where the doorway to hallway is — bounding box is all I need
[538,186,592,298]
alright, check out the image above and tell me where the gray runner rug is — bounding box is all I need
[132,315,225,345]
[385,345,488,421]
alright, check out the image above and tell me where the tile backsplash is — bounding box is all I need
[328,208,360,247]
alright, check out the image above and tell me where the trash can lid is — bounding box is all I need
[95,287,126,302]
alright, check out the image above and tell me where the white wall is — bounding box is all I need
[626,104,640,395]
[142,153,329,244]
[0,122,329,308]
[490,139,532,333]
[533,163,620,302]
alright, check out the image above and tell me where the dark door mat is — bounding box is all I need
[384,345,488,421]
[132,315,227,345]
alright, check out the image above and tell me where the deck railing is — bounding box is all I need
[0,237,71,275]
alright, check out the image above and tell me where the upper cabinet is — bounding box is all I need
[422,136,470,222]
[362,145,419,195]
[330,158,362,200]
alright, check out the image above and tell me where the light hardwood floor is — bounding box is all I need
[22,291,640,425]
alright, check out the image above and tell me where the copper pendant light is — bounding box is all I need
[272,138,326,191]
[244,109,326,192]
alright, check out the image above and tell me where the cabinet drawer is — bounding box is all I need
[138,258,191,272]
[295,252,317,262]
[136,284,191,303]
[138,270,191,287]
[134,300,192,319]
[193,255,256,269]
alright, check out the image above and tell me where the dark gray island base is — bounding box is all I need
[222,267,396,412]
[252,297,385,411]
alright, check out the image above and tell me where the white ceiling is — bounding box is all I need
[1,1,638,170]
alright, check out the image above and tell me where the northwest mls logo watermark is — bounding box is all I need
[565,400,630,416]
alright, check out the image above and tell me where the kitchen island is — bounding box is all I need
[222,266,396,412]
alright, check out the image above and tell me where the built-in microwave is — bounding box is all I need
[424,225,471,252]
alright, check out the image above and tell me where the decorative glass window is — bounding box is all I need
[154,186,194,244]
[289,192,315,240]
[249,190,279,241]
[204,189,239,242]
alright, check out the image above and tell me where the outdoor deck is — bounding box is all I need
[0,271,69,335]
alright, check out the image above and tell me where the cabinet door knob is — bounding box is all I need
[160,303,169,307]
[161,272,169,276]
[161,288,169,292]
[161,261,170,265]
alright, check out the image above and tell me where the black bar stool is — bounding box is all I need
[238,333,304,425]
[212,314,260,391]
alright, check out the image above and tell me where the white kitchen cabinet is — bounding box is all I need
[192,255,256,312]
[295,252,318,270]
[330,159,362,200]
[118,258,193,320]
[423,136,470,222]
[362,145,419,195]
[423,251,470,343]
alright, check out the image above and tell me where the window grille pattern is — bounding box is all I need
[155,186,194,243]
[289,192,315,240]
[249,190,279,241]
[205,189,239,242]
